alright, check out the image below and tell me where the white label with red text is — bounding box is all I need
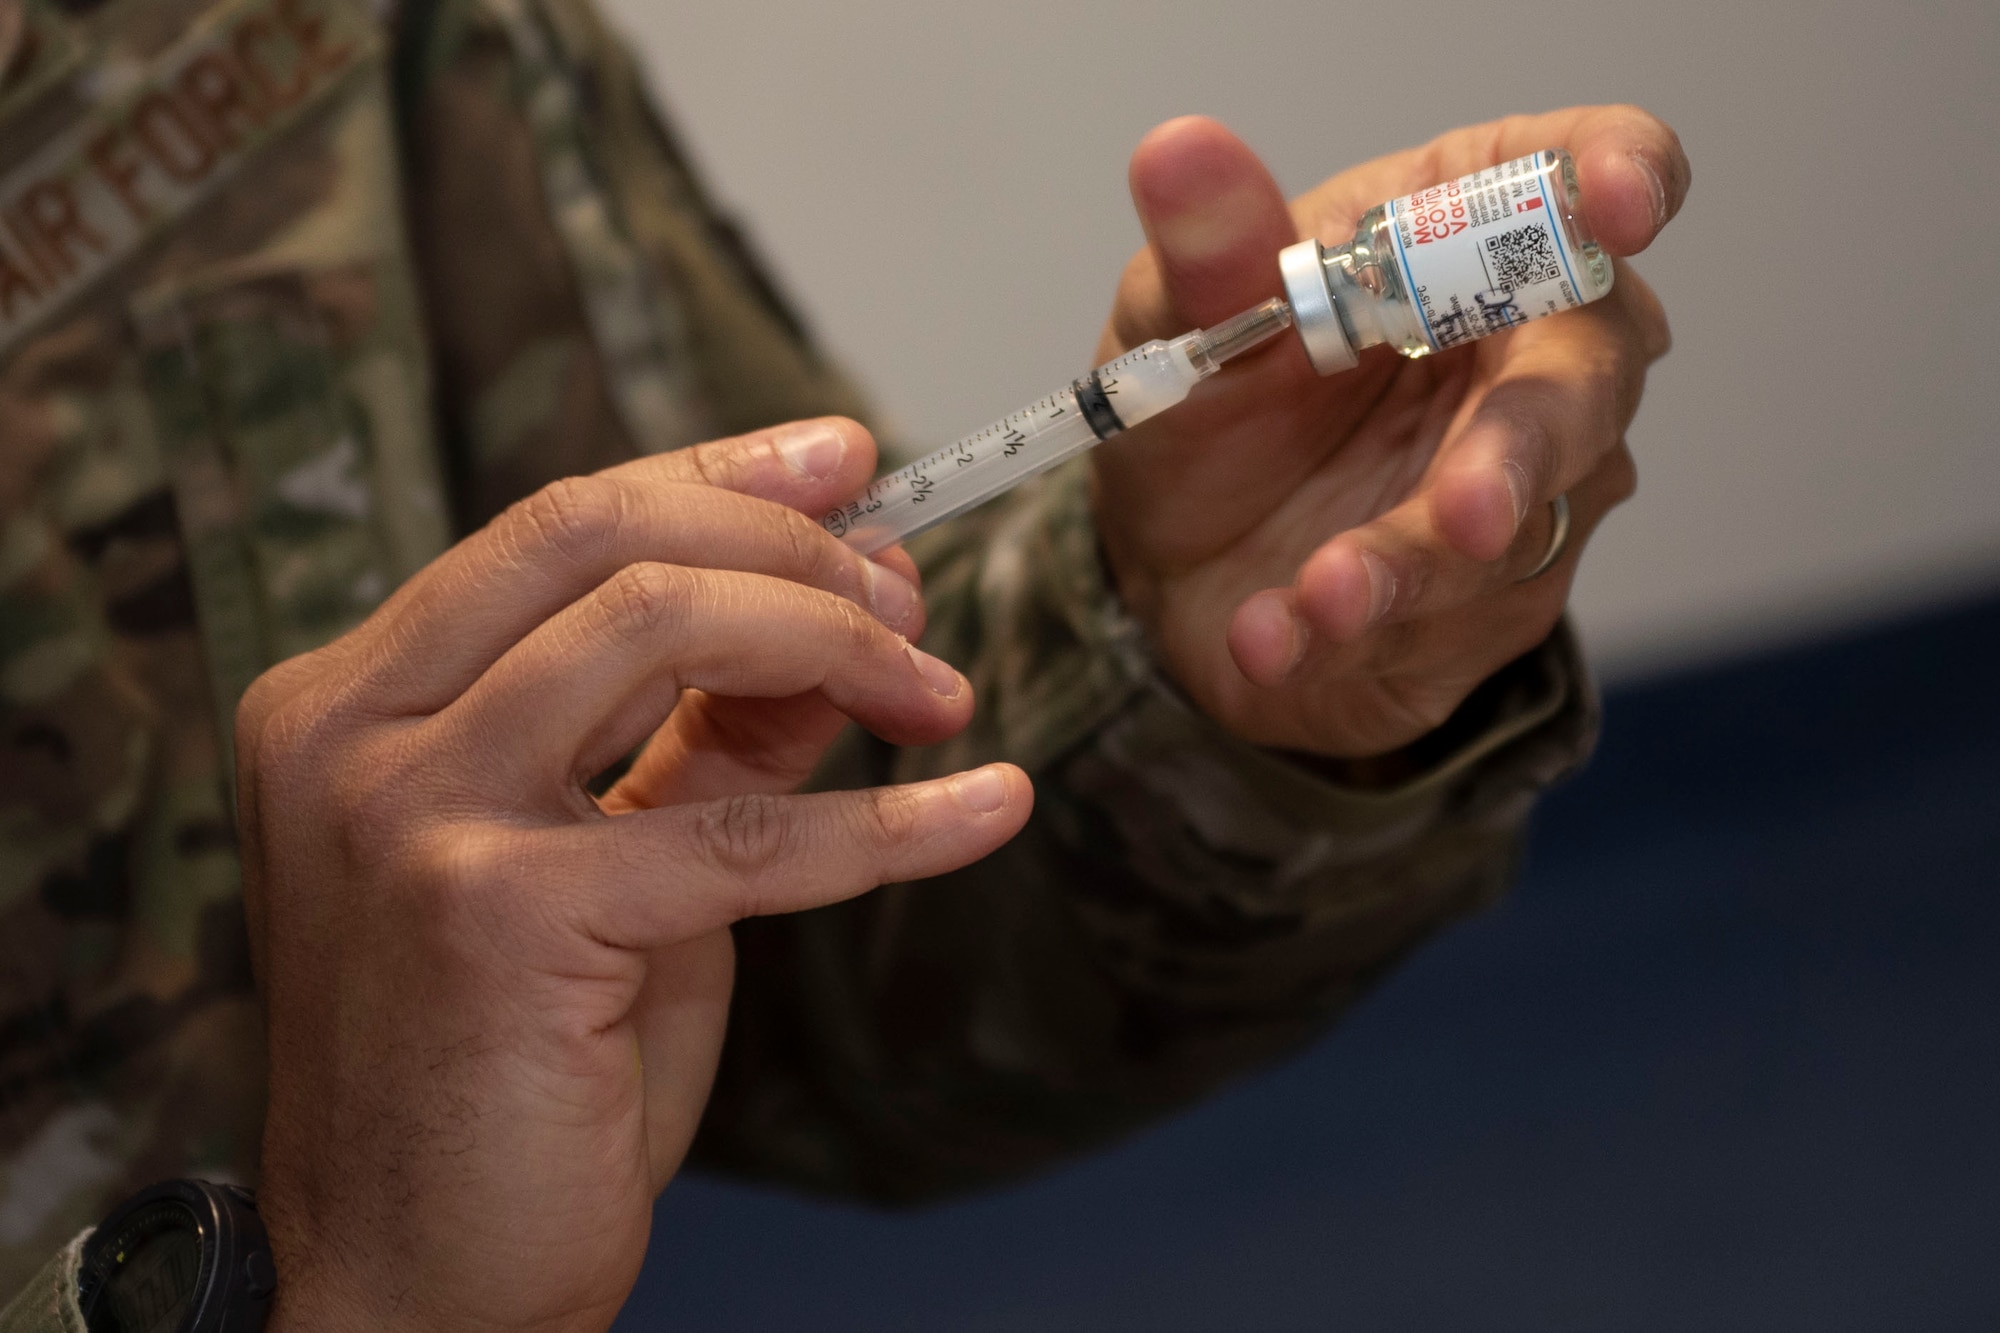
[1384,153,1586,352]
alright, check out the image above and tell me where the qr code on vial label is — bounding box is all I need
[1485,223,1562,290]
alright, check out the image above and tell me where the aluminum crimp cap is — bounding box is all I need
[1278,238,1359,376]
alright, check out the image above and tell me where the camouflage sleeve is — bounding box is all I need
[692,458,1597,1201]
[0,1,1603,1293]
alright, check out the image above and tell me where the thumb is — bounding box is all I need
[1126,116,1297,329]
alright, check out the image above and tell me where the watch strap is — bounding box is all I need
[0,1230,89,1333]
[75,1182,272,1333]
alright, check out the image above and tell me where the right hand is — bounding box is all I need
[1091,109,1678,758]
[237,417,1032,1333]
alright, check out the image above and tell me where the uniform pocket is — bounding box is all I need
[133,270,398,751]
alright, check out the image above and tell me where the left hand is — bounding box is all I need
[1092,108,1685,757]
[239,421,1031,1333]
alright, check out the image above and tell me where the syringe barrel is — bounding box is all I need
[826,391,1100,554]
[824,336,1214,554]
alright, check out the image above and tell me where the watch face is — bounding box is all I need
[85,1199,203,1333]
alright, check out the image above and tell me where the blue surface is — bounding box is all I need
[617,594,2000,1330]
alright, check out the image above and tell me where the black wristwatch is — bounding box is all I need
[77,1181,275,1333]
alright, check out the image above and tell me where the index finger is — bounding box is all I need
[1297,104,1691,259]
[318,418,914,715]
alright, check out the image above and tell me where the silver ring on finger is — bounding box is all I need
[1515,493,1572,584]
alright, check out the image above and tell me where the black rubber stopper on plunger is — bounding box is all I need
[1072,372,1125,441]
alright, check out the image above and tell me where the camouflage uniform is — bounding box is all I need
[0,0,1595,1321]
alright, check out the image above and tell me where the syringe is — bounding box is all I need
[823,149,1612,555]
[822,298,1295,554]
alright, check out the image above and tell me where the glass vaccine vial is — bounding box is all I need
[1279,149,1614,374]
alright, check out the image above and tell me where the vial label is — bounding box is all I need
[1384,152,1588,352]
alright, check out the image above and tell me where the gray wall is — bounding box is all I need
[601,0,2000,680]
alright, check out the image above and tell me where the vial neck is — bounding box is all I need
[1322,230,1421,354]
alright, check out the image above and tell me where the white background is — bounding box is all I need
[601,0,2000,680]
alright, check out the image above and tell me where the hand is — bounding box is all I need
[1093,107,1686,757]
[237,418,1032,1332]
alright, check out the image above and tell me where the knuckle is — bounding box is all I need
[824,593,885,657]
[1369,613,1428,667]
[682,438,734,491]
[771,504,837,585]
[860,785,921,848]
[432,825,514,897]
[1393,547,1435,611]
[403,823,526,942]
[1492,113,1533,160]
[596,561,693,640]
[505,476,624,568]
[1610,270,1673,364]
[1604,443,1640,504]
[1641,296,1673,361]
[1375,672,1463,744]
[691,793,794,886]
[246,685,342,792]
[235,652,321,751]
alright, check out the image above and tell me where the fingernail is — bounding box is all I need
[906,642,963,699]
[1243,590,1307,683]
[1281,612,1309,677]
[1360,551,1396,627]
[1632,152,1668,230]
[951,766,1008,814]
[1501,460,1531,534]
[863,561,918,630]
[777,424,846,480]
[1154,180,1268,263]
